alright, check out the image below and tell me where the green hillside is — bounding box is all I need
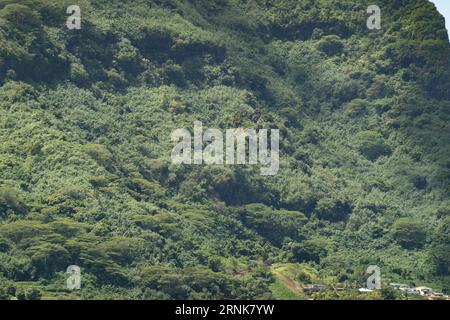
[0,0,449,300]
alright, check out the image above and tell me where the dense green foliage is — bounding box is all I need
[0,0,449,299]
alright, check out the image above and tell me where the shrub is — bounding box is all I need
[0,235,12,252]
[290,239,329,263]
[83,144,114,168]
[345,99,367,117]
[0,187,28,218]
[69,62,89,84]
[316,35,343,56]
[124,178,166,202]
[314,197,352,222]
[26,243,71,275]
[391,218,427,249]
[356,131,391,161]
[17,287,42,300]
[115,38,140,71]
[240,203,307,246]
[0,276,15,300]
[430,217,450,275]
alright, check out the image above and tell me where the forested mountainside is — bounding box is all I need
[0,0,449,300]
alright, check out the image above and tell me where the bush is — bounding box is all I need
[124,178,166,202]
[115,38,140,71]
[430,217,450,275]
[69,63,89,84]
[17,287,41,300]
[391,218,427,249]
[290,239,329,263]
[0,235,11,252]
[356,131,391,161]
[345,99,367,117]
[83,144,114,168]
[0,187,28,218]
[0,3,68,81]
[316,35,343,56]
[26,243,71,275]
[240,204,307,246]
[0,276,15,300]
[314,197,352,222]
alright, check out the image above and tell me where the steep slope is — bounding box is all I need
[0,0,449,299]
